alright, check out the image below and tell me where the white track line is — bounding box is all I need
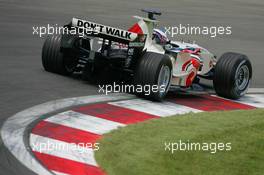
[109,99,201,117]
[45,111,125,135]
[234,94,264,108]
[30,134,97,166]
[0,93,134,175]
[211,94,264,108]
[52,171,69,175]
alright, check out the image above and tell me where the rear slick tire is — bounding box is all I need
[42,35,77,75]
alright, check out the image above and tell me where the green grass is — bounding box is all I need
[95,109,264,175]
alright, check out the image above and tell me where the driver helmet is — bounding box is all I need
[153,28,169,45]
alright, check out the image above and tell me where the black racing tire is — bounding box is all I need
[134,52,172,101]
[213,52,252,99]
[42,35,77,75]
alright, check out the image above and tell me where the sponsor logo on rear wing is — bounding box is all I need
[72,18,139,42]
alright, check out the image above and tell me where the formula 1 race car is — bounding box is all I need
[42,9,252,101]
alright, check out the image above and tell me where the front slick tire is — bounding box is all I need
[42,35,77,75]
[213,52,252,99]
[134,52,172,101]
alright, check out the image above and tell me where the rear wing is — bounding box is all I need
[69,18,146,45]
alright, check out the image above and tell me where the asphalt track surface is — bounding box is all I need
[0,0,264,174]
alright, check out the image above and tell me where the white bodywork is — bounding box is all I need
[133,16,216,87]
[133,16,165,54]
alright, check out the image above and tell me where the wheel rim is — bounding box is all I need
[157,65,171,97]
[235,64,250,91]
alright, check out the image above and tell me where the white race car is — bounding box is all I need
[42,9,252,101]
